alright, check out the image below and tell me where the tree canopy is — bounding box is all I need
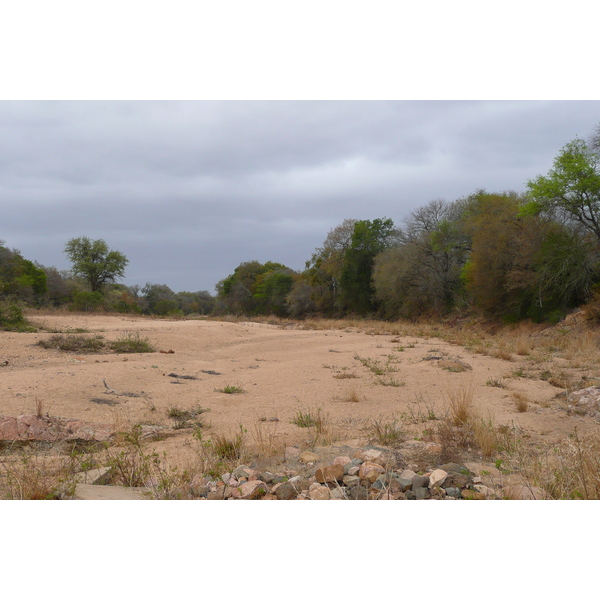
[64,237,129,292]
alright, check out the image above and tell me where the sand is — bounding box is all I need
[1,313,596,467]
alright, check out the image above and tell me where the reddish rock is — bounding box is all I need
[359,461,385,480]
[333,455,352,466]
[309,486,331,500]
[315,464,344,483]
[239,480,269,499]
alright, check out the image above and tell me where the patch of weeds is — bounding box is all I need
[486,378,507,388]
[108,331,155,353]
[168,373,198,380]
[201,369,221,375]
[333,371,359,379]
[292,408,320,428]
[512,391,529,413]
[214,384,245,394]
[166,404,210,429]
[0,447,83,499]
[37,333,106,353]
[339,387,362,403]
[365,419,405,447]
[211,425,247,461]
[375,376,406,387]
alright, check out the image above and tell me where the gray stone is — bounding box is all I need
[414,487,431,500]
[444,487,462,498]
[411,475,430,490]
[396,477,413,492]
[275,482,298,500]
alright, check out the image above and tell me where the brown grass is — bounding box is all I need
[512,391,529,413]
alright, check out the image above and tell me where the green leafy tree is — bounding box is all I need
[64,237,128,293]
[524,138,600,242]
[339,218,397,314]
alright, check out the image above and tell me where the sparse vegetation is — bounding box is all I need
[108,331,156,353]
[365,419,405,447]
[37,333,107,353]
[214,384,245,394]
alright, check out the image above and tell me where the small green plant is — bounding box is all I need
[214,384,245,394]
[292,408,319,428]
[375,376,405,387]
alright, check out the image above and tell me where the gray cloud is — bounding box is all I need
[2,100,599,292]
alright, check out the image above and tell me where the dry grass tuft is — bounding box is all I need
[512,391,529,413]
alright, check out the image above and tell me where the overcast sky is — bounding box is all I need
[1,100,599,293]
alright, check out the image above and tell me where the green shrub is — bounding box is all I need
[0,302,26,330]
[108,331,155,353]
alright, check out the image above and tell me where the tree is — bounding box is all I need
[524,138,600,243]
[64,237,128,293]
[339,218,397,314]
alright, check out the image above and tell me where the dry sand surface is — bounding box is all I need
[2,313,598,472]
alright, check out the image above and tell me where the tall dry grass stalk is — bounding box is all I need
[524,430,600,499]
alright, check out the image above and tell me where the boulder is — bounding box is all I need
[239,480,269,499]
[315,464,344,483]
[299,451,320,464]
[428,469,448,489]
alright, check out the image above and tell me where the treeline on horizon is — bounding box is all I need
[2,127,600,328]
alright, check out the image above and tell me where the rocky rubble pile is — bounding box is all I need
[189,445,501,500]
[0,414,114,444]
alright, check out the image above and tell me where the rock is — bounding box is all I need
[342,475,360,487]
[346,485,368,500]
[461,489,487,500]
[315,464,344,483]
[346,466,360,476]
[259,471,277,484]
[359,449,383,463]
[309,485,331,500]
[411,475,430,490]
[76,467,114,485]
[428,469,448,489]
[207,486,231,500]
[444,487,462,498]
[239,480,269,499]
[398,469,417,481]
[330,488,346,500]
[333,456,352,467]
[359,462,385,480]
[442,472,470,489]
[568,386,600,413]
[232,465,253,479]
[415,487,431,500]
[396,478,413,492]
[275,482,299,500]
[299,451,320,464]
